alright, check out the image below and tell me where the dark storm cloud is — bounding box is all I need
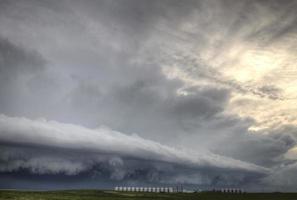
[0,114,268,189]
[0,114,266,172]
[212,128,297,167]
[0,0,297,191]
[0,146,261,188]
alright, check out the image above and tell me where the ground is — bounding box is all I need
[0,190,297,200]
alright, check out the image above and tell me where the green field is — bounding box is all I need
[1,190,297,200]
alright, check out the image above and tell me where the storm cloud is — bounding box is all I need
[0,114,270,191]
[0,0,297,191]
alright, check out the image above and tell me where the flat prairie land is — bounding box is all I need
[0,190,297,200]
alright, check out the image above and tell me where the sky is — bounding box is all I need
[0,0,297,192]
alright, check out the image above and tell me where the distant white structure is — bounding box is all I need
[114,186,174,193]
[219,188,244,193]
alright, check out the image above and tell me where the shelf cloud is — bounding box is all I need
[0,114,267,178]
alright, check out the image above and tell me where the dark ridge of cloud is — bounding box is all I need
[0,114,268,189]
[0,143,262,185]
[0,146,266,190]
[0,114,266,173]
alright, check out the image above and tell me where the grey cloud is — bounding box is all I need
[0,114,266,173]
[257,85,283,100]
[213,130,296,167]
[245,0,297,45]
[0,114,271,189]
[171,88,230,119]
[0,37,45,77]
[262,162,297,192]
[0,36,48,115]
[168,52,285,100]
[0,36,65,120]
[0,114,269,188]
[0,0,296,191]
[62,57,232,144]
[220,124,296,166]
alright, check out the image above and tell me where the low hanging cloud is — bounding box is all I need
[0,114,267,184]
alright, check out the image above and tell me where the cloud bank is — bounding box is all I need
[0,114,267,181]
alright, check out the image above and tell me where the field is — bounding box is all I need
[1,190,297,200]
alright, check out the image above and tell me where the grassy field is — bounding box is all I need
[1,190,297,200]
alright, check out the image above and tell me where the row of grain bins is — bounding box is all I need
[114,186,174,193]
[218,188,244,193]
